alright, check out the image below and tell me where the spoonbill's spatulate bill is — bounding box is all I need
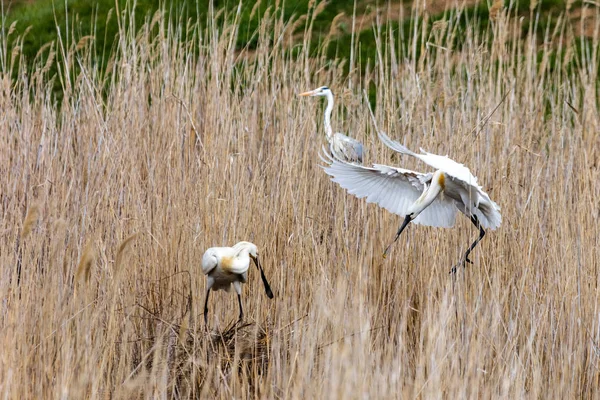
[299,86,364,164]
[202,241,273,325]
[321,131,501,272]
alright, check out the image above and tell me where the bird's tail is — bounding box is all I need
[476,198,502,230]
[319,144,347,165]
[377,131,417,156]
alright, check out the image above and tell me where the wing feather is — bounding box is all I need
[470,193,502,230]
[321,150,458,227]
[222,257,251,275]
[377,131,481,188]
[202,250,218,275]
[332,133,363,164]
[445,177,502,230]
[377,131,501,229]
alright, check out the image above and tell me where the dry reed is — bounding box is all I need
[0,1,599,398]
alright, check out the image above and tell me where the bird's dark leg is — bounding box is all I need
[203,289,210,326]
[463,215,486,264]
[237,294,244,321]
[450,215,486,274]
[383,214,412,258]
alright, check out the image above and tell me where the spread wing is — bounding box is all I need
[376,132,501,229]
[377,131,481,188]
[320,150,458,228]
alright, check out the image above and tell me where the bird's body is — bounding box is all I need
[299,86,363,164]
[202,247,249,291]
[202,241,273,324]
[321,131,501,271]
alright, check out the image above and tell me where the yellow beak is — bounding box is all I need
[298,90,315,97]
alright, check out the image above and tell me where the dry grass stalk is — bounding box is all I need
[249,0,263,20]
[0,3,599,398]
[41,46,55,74]
[75,35,95,51]
[7,20,17,37]
[326,12,345,41]
[21,204,39,240]
[490,0,505,20]
[75,241,95,285]
[114,233,139,274]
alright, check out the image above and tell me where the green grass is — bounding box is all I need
[4,0,364,63]
[3,1,232,67]
[3,0,592,105]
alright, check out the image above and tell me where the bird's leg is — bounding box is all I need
[450,215,486,273]
[383,214,412,258]
[463,215,486,264]
[203,289,210,326]
[237,294,244,321]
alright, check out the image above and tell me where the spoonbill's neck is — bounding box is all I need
[411,171,445,217]
[233,242,252,256]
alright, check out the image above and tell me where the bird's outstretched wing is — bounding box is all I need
[320,150,458,228]
[377,130,481,188]
[377,131,501,229]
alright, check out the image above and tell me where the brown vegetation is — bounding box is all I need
[1,2,599,398]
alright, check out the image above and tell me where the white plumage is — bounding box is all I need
[201,241,273,324]
[321,130,501,271]
[323,155,457,228]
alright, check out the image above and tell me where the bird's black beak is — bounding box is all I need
[252,256,274,299]
[383,214,413,258]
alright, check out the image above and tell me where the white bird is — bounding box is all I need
[202,241,273,324]
[299,86,364,164]
[320,131,501,272]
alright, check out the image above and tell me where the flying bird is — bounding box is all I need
[202,241,273,324]
[320,131,501,272]
[299,86,364,164]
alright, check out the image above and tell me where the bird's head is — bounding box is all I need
[234,241,274,299]
[298,86,331,97]
[234,241,259,259]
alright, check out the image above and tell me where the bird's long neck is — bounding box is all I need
[323,91,334,142]
[232,243,250,258]
[410,171,445,217]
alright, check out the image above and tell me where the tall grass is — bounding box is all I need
[1,1,599,398]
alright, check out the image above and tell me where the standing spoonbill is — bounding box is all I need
[299,86,364,164]
[320,131,501,272]
[202,241,273,324]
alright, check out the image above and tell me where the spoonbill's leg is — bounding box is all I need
[383,214,412,258]
[233,281,244,321]
[203,289,211,326]
[450,215,486,274]
[237,295,244,321]
[463,215,486,263]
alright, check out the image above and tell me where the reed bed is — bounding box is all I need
[0,1,599,398]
